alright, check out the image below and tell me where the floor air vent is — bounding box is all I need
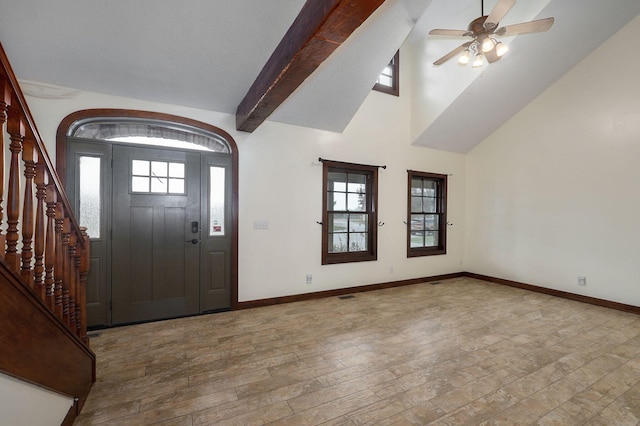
[430,281,442,285]
[338,295,355,300]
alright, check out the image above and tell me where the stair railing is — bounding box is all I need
[0,43,90,343]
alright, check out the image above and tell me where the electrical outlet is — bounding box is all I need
[389,266,394,274]
[306,274,312,284]
[578,276,587,286]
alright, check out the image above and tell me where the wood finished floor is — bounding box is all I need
[74,277,640,425]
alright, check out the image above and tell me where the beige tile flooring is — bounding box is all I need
[75,277,640,425]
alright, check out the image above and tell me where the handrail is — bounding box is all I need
[0,42,90,343]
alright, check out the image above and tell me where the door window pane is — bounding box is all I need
[132,176,149,192]
[209,166,225,235]
[132,160,185,194]
[151,161,168,177]
[79,156,101,239]
[132,160,149,175]
[150,176,168,193]
[169,162,185,178]
[168,178,185,194]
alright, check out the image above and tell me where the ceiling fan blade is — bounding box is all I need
[429,29,470,37]
[433,42,471,66]
[485,0,516,30]
[495,17,554,36]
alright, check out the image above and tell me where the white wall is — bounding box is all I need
[0,372,73,426]
[465,15,640,306]
[24,44,466,303]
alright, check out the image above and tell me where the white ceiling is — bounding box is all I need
[411,0,640,153]
[1,0,639,153]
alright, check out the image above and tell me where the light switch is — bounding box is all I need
[253,220,269,230]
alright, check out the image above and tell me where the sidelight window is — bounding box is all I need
[78,155,101,238]
[209,166,226,236]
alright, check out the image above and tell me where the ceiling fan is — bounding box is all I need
[429,0,554,67]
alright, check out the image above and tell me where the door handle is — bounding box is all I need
[186,239,199,244]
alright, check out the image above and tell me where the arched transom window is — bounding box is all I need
[68,118,231,153]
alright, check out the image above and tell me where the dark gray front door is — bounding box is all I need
[111,145,201,324]
[68,141,232,326]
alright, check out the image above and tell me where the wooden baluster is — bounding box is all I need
[54,202,64,319]
[79,227,90,343]
[0,78,10,254]
[67,224,77,332]
[60,212,71,327]
[72,230,84,338]
[21,137,36,287]
[6,98,24,271]
[33,162,47,300]
[44,184,57,310]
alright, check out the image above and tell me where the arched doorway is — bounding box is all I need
[57,109,238,327]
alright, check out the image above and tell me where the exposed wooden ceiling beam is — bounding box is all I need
[235,0,385,133]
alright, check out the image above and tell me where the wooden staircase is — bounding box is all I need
[0,42,95,424]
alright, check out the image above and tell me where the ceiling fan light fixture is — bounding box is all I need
[458,50,471,65]
[496,42,509,57]
[429,0,554,67]
[481,37,495,53]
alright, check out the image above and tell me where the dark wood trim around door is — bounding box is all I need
[56,109,239,310]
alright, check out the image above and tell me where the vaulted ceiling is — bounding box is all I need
[1,0,639,153]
